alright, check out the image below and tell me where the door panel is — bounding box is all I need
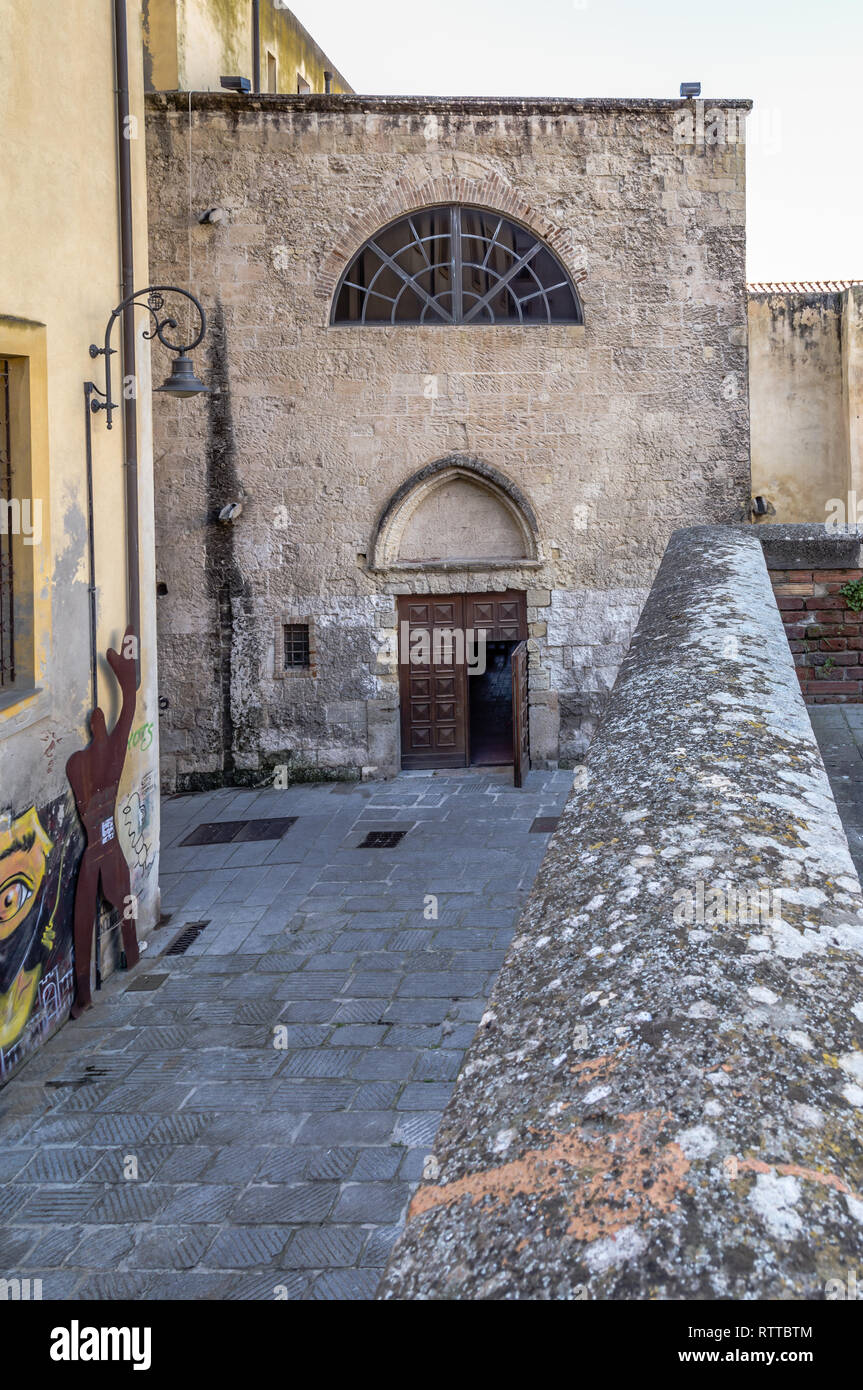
[398,591,528,772]
[399,595,468,768]
[464,591,528,644]
[511,640,530,787]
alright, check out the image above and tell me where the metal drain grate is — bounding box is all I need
[180,817,297,847]
[45,1065,112,1090]
[165,921,211,955]
[529,816,560,834]
[180,820,246,846]
[235,817,298,842]
[358,830,408,849]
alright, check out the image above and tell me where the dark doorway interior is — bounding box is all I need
[469,640,516,765]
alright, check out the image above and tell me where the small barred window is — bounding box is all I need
[283,623,310,669]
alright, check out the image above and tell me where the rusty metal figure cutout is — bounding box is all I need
[66,627,140,1017]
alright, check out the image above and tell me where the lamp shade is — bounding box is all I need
[155,353,209,399]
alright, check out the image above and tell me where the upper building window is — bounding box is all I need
[332,206,583,326]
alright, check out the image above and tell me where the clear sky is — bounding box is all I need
[290,0,862,283]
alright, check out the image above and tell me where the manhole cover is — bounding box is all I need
[180,818,297,846]
[234,817,297,842]
[180,820,247,846]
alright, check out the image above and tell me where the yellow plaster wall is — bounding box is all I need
[843,287,863,503]
[143,0,352,93]
[259,3,352,94]
[749,290,860,524]
[142,0,180,90]
[0,1,162,933]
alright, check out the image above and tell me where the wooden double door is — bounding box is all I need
[398,591,529,781]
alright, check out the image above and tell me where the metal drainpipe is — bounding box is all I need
[113,0,141,682]
[252,0,261,93]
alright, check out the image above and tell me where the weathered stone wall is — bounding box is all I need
[381,525,863,1300]
[146,93,751,789]
[749,285,863,524]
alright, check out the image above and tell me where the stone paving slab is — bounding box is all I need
[809,703,863,881]
[0,768,570,1300]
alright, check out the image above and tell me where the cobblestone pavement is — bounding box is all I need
[809,703,863,882]
[0,768,571,1300]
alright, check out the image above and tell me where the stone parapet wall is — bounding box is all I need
[380,524,863,1300]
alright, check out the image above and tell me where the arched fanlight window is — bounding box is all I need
[332,206,583,325]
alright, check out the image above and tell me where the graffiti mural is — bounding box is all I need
[127,721,154,753]
[0,795,82,1078]
[120,769,156,879]
[0,629,150,1083]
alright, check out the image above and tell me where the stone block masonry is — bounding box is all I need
[146,92,751,789]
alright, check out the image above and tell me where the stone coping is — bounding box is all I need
[750,523,863,570]
[379,524,863,1300]
[146,92,753,116]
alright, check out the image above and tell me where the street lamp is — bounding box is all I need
[155,352,209,399]
[83,285,209,710]
[87,285,209,427]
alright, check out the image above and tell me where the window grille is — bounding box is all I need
[333,205,582,326]
[284,623,310,669]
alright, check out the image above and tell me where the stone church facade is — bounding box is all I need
[146,92,751,789]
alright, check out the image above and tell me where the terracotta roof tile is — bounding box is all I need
[748,279,863,294]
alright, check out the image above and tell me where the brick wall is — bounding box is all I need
[770,567,863,701]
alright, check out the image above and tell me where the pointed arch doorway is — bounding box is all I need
[373,455,539,784]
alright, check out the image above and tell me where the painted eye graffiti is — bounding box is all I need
[0,877,34,922]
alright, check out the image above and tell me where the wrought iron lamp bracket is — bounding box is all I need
[87,285,207,429]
